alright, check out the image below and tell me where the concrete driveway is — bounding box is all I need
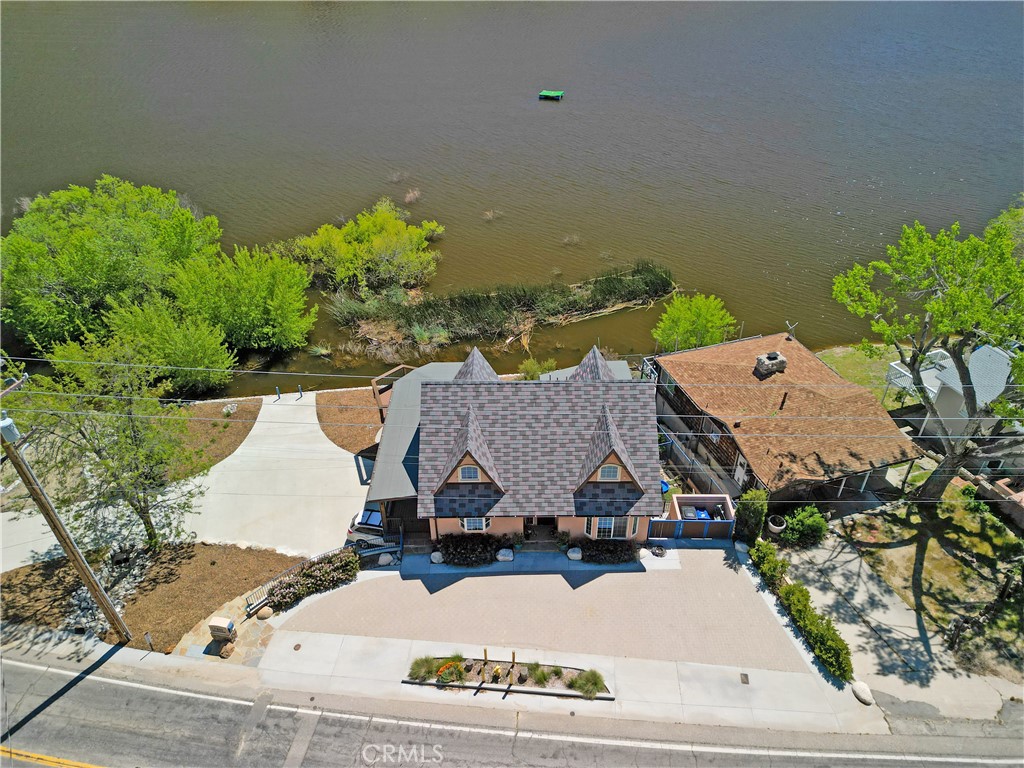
[281,548,807,672]
[189,393,368,557]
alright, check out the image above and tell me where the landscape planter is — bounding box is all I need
[767,515,787,534]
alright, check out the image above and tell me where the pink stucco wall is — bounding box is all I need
[558,516,649,543]
[433,517,524,537]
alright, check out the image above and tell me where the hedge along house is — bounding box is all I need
[646,333,923,503]
[367,346,662,542]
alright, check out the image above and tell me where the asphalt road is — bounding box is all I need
[1,659,1021,768]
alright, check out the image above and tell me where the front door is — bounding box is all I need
[733,456,748,487]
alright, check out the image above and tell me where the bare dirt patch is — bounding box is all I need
[171,398,263,479]
[316,387,381,455]
[840,495,1023,683]
[0,544,300,653]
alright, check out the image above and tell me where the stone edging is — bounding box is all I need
[401,679,614,701]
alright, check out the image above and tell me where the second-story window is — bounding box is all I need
[599,464,620,481]
[459,465,480,482]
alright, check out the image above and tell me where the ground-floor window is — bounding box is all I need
[585,516,629,539]
[460,517,491,532]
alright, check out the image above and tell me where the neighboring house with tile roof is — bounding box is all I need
[368,346,661,542]
[649,333,922,500]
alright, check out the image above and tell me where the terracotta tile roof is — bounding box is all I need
[657,334,923,492]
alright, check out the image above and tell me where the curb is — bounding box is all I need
[401,679,614,702]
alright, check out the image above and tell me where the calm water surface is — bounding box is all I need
[2,2,1021,394]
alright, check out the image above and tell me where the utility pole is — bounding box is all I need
[0,403,132,642]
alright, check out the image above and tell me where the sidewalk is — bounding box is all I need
[787,535,1015,721]
[188,392,368,557]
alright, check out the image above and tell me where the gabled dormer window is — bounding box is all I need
[598,464,620,481]
[459,465,480,482]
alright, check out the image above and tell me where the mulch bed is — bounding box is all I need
[0,544,301,653]
[316,387,381,455]
[171,398,263,479]
[105,543,302,652]
[1,556,85,631]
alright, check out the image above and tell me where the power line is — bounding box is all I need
[8,387,1019,423]
[8,354,1021,388]
[5,405,1023,443]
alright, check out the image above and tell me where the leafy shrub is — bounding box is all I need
[749,539,789,591]
[779,505,829,548]
[527,662,549,686]
[436,655,467,684]
[961,485,990,516]
[734,489,768,545]
[573,538,637,564]
[267,548,360,611]
[518,357,558,380]
[567,669,607,699]
[747,540,853,681]
[778,583,854,681]
[437,533,505,567]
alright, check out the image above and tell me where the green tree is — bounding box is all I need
[518,357,558,380]
[104,297,236,394]
[651,293,737,352]
[734,488,769,545]
[291,198,443,295]
[5,336,205,549]
[0,175,221,350]
[833,207,1024,506]
[170,246,318,351]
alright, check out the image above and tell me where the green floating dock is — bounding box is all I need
[538,90,565,101]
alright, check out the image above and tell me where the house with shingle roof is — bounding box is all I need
[368,346,661,542]
[649,333,922,500]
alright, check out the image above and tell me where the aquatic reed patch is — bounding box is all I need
[327,260,673,348]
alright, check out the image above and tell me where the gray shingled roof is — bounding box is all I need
[453,347,500,382]
[568,346,618,381]
[540,359,632,381]
[433,404,505,493]
[366,363,463,503]
[417,381,661,518]
[574,405,645,491]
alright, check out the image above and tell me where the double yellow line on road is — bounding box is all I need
[0,746,105,768]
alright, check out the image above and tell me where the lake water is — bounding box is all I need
[2,2,1021,395]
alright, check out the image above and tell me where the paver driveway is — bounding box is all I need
[281,549,808,673]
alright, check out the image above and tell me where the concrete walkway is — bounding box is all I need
[189,392,367,557]
[787,535,1016,721]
